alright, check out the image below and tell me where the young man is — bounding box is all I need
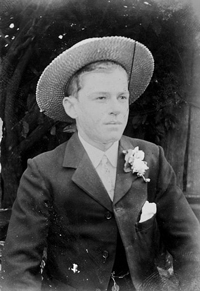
[2,37,200,291]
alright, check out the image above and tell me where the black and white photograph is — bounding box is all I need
[0,0,200,290]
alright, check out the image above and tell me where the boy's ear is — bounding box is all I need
[62,96,77,119]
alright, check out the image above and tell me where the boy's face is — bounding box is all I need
[64,66,129,151]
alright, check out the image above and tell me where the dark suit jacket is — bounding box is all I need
[2,133,200,291]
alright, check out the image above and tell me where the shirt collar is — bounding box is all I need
[78,133,119,169]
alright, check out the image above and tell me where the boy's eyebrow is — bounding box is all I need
[90,90,130,95]
[119,91,130,95]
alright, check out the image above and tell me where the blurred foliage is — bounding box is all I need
[0,0,200,206]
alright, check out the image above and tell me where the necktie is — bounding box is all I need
[99,155,115,201]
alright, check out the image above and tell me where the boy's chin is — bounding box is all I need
[104,134,123,144]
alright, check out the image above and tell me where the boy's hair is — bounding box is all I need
[64,60,128,98]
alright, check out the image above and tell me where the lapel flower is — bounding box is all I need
[123,147,150,183]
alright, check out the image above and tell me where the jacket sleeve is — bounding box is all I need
[154,146,200,291]
[1,158,51,291]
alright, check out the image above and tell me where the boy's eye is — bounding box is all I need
[97,96,106,100]
[119,95,128,100]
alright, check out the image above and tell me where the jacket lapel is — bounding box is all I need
[63,133,113,212]
[113,136,138,204]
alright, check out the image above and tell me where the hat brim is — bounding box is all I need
[36,36,154,122]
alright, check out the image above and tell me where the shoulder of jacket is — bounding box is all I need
[30,140,68,167]
[121,135,160,154]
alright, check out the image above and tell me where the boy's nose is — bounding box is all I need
[109,99,121,115]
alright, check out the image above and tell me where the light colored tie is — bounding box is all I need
[99,155,115,201]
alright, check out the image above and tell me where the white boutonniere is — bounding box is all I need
[123,147,150,183]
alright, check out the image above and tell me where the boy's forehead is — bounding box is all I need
[78,67,129,94]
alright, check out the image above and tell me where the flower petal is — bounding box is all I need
[134,150,145,160]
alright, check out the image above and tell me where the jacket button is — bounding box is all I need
[105,211,112,220]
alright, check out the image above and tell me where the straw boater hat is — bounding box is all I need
[36,36,154,122]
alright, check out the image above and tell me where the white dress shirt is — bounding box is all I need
[78,133,118,201]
